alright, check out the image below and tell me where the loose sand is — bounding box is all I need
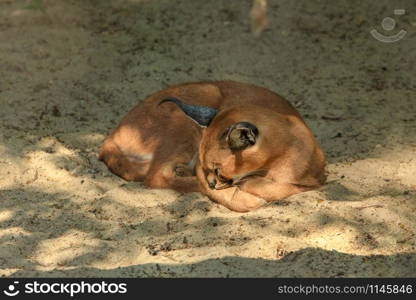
[0,0,415,277]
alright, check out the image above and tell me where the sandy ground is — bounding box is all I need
[0,0,415,277]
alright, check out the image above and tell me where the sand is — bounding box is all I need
[0,0,415,277]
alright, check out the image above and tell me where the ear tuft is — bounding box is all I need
[226,122,259,151]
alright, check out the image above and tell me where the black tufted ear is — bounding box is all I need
[226,122,259,151]
[159,97,218,127]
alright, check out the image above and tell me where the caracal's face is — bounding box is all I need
[198,109,268,190]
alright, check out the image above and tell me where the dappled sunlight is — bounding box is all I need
[0,0,415,277]
[0,227,32,241]
[0,210,14,223]
[0,175,415,276]
[101,182,179,208]
[367,144,416,187]
[306,226,357,252]
[10,250,416,278]
[33,230,102,270]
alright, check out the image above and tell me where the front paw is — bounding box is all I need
[228,189,267,212]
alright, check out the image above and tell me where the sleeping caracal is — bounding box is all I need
[99,81,326,212]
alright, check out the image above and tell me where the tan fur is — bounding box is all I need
[99,81,326,212]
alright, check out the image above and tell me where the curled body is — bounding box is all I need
[99,81,326,212]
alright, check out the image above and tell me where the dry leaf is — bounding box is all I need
[250,0,268,36]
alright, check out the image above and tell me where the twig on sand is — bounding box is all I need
[356,205,384,210]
